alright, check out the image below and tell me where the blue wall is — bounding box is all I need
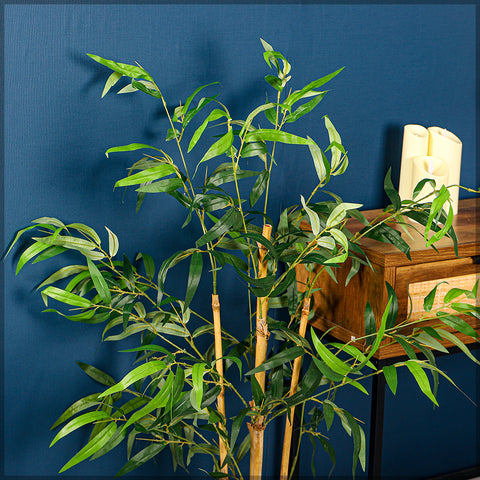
[2,3,478,479]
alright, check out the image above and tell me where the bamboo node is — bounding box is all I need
[256,319,270,339]
[247,421,266,432]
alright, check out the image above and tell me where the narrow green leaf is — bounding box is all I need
[136,252,155,280]
[105,143,162,158]
[192,363,206,410]
[115,164,176,188]
[196,208,242,248]
[239,102,277,138]
[285,68,344,107]
[308,137,330,185]
[435,328,480,365]
[99,360,167,398]
[249,170,269,208]
[116,442,166,476]
[323,400,335,430]
[326,202,362,229]
[105,227,119,257]
[382,365,398,394]
[437,312,478,338]
[245,129,312,146]
[16,242,51,274]
[188,109,228,152]
[50,411,110,447]
[41,286,92,308]
[324,116,342,171]
[122,370,175,430]
[37,265,87,290]
[51,393,101,430]
[87,54,153,81]
[301,195,321,236]
[195,130,234,176]
[384,168,401,210]
[286,93,326,123]
[136,177,183,193]
[58,423,117,473]
[364,302,376,346]
[101,71,123,97]
[77,362,116,387]
[246,347,305,375]
[405,360,439,406]
[311,329,350,376]
[87,258,112,304]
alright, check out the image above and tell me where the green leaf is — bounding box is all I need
[324,116,343,171]
[423,282,445,312]
[414,331,449,353]
[382,365,398,394]
[239,141,268,159]
[136,252,155,280]
[196,208,242,248]
[435,328,480,366]
[286,92,326,123]
[308,137,330,185]
[188,109,228,152]
[178,82,219,121]
[405,360,439,406]
[245,129,312,146]
[37,265,87,290]
[87,258,112,304]
[99,360,167,398]
[87,54,153,82]
[385,282,398,330]
[384,168,401,210]
[249,170,269,208]
[285,68,344,107]
[58,422,117,473]
[301,195,321,236]
[105,227,119,257]
[239,102,277,138]
[192,363,206,410]
[246,347,305,375]
[311,329,350,376]
[123,370,175,430]
[115,164,176,188]
[105,143,162,158]
[116,442,166,476]
[77,362,116,387]
[136,177,183,194]
[51,393,102,430]
[195,130,234,176]
[436,312,478,338]
[323,400,335,430]
[326,202,363,229]
[101,71,123,97]
[250,375,264,406]
[50,410,110,447]
[41,286,92,308]
[16,242,51,274]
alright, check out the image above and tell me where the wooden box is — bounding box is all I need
[296,198,480,359]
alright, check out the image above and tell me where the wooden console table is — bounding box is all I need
[296,198,480,479]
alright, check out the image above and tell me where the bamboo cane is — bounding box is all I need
[279,297,311,480]
[212,294,228,475]
[254,223,272,392]
[249,223,272,480]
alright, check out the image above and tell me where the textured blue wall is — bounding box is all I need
[3,3,478,479]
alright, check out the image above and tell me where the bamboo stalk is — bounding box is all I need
[248,418,265,479]
[249,223,272,480]
[254,223,272,392]
[279,297,311,480]
[212,294,228,475]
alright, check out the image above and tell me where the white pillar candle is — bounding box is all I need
[399,124,429,201]
[411,155,449,201]
[427,126,462,214]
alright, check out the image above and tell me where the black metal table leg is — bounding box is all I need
[368,359,387,480]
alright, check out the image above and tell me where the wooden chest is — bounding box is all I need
[296,198,480,359]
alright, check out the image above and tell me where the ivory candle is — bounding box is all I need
[411,155,449,201]
[399,125,429,201]
[427,126,462,214]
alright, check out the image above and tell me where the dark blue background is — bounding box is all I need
[2,3,478,479]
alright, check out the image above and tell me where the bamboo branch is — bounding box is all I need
[212,294,228,476]
[280,297,311,480]
[250,223,272,480]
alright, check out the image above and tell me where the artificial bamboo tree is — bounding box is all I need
[7,39,480,480]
